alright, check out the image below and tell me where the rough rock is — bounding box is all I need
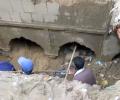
[0,72,120,100]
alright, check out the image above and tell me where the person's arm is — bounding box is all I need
[114,25,120,39]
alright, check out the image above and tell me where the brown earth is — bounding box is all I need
[0,40,120,87]
[0,72,120,100]
[85,59,120,87]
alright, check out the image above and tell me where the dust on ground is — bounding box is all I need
[85,59,120,87]
[0,72,120,100]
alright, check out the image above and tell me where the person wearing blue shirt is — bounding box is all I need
[0,61,15,71]
[18,56,33,75]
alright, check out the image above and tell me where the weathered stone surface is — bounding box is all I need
[0,0,119,59]
[0,0,112,31]
[102,35,120,58]
[0,26,104,57]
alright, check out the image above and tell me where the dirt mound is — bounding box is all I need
[0,72,120,100]
[86,59,120,87]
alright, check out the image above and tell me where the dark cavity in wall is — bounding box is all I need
[59,42,95,62]
[9,37,43,51]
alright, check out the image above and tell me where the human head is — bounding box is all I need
[114,24,120,39]
[18,56,33,75]
[73,56,85,70]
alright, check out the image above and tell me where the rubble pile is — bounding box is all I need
[93,81,120,100]
[0,72,120,100]
[111,0,120,27]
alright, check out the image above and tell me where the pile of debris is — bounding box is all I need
[110,0,120,27]
[0,72,120,100]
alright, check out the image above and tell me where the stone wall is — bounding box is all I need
[0,0,115,58]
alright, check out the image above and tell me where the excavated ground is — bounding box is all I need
[0,72,120,100]
[0,42,120,87]
[0,40,120,99]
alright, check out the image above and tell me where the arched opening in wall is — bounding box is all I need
[58,42,95,64]
[9,37,49,71]
[58,42,120,87]
[53,42,96,79]
[9,37,44,51]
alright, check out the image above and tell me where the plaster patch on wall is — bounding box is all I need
[64,12,70,16]
[44,2,59,22]
[10,12,21,22]
[32,1,59,22]
[76,37,84,43]
[0,0,60,23]
[0,0,12,21]
[22,0,34,13]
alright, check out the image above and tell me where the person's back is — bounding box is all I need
[69,56,96,85]
[18,56,33,75]
[0,61,15,71]
[74,68,96,85]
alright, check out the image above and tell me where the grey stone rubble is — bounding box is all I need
[111,0,120,27]
[0,72,120,100]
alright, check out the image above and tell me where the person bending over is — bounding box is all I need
[69,56,96,85]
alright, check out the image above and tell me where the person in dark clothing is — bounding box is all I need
[0,61,15,71]
[69,56,96,85]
